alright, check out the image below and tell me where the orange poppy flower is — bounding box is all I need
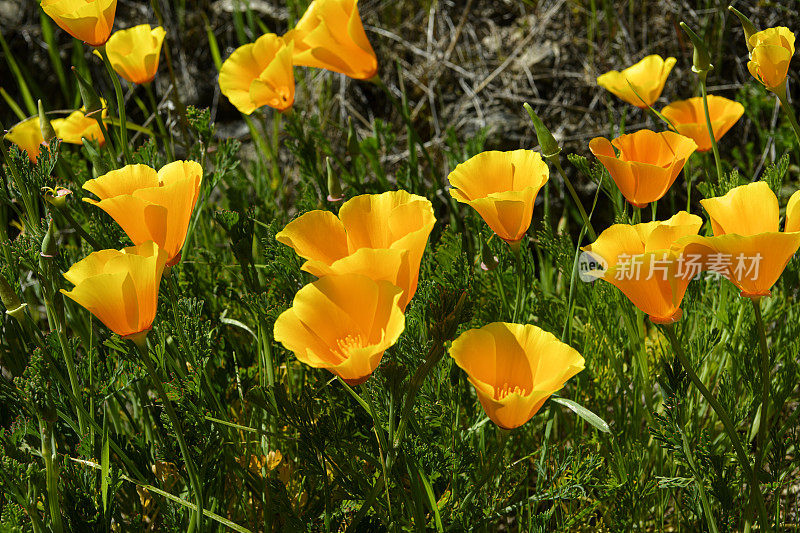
[747,27,795,91]
[60,240,167,346]
[276,190,434,310]
[582,212,703,324]
[52,104,107,146]
[5,117,45,161]
[41,0,116,47]
[285,0,378,80]
[597,55,677,108]
[449,322,585,429]
[274,274,405,385]
[661,96,745,152]
[678,182,800,299]
[103,24,166,85]
[589,130,697,208]
[447,150,549,249]
[82,161,203,266]
[219,33,295,114]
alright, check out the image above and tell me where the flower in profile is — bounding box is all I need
[52,104,107,146]
[449,322,584,429]
[285,0,378,80]
[5,117,45,161]
[582,212,703,324]
[40,0,116,47]
[448,150,549,250]
[589,130,697,208]
[597,55,677,108]
[661,96,745,152]
[219,33,295,114]
[276,190,435,310]
[82,161,203,266]
[102,24,166,85]
[60,240,167,346]
[679,182,800,299]
[274,274,405,385]
[747,27,795,91]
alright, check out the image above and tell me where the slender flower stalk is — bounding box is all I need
[773,83,800,144]
[752,300,772,478]
[98,45,131,163]
[39,417,64,533]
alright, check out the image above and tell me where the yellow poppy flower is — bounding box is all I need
[5,117,44,161]
[597,55,677,108]
[82,161,203,266]
[219,33,295,114]
[276,190,435,310]
[447,150,549,248]
[678,182,800,299]
[449,322,585,430]
[285,0,378,80]
[102,24,166,85]
[582,212,703,324]
[40,0,116,47]
[52,104,107,146]
[747,27,796,91]
[273,274,405,385]
[589,130,697,208]
[60,240,167,345]
[661,96,745,152]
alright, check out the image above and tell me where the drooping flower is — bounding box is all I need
[273,274,405,385]
[747,27,796,91]
[678,182,800,299]
[447,150,549,249]
[60,240,167,345]
[285,0,378,80]
[276,190,435,310]
[82,161,202,267]
[597,55,677,108]
[5,117,44,161]
[102,24,166,85]
[589,130,697,208]
[219,33,295,114]
[40,0,116,47]
[661,95,745,152]
[52,104,107,146]
[582,212,703,324]
[449,322,585,430]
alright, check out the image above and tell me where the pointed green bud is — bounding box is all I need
[680,22,713,74]
[40,218,57,259]
[0,275,26,320]
[326,157,343,202]
[523,103,560,159]
[72,66,102,116]
[82,137,110,175]
[728,6,759,53]
[346,116,360,158]
[480,242,500,272]
[38,100,56,144]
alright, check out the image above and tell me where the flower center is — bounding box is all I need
[331,333,365,361]
[494,382,528,401]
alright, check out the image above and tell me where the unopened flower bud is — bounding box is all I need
[523,103,560,159]
[0,275,27,319]
[38,100,56,145]
[728,6,759,53]
[680,22,713,74]
[480,243,500,272]
[326,157,343,202]
[72,66,102,117]
[346,116,360,158]
[40,219,57,259]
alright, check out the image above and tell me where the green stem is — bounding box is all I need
[145,83,174,160]
[360,383,392,516]
[511,247,524,322]
[460,430,509,510]
[393,339,446,450]
[551,156,596,240]
[39,417,63,533]
[752,300,771,476]
[136,342,204,530]
[774,84,800,146]
[662,324,769,531]
[98,46,132,163]
[699,71,723,182]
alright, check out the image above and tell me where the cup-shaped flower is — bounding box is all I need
[679,182,800,299]
[447,150,549,248]
[747,27,795,91]
[41,0,116,47]
[5,118,44,161]
[276,190,434,310]
[449,322,584,429]
[273,274,405,385]
[60,240,167,345]
[52,105,107,146]
[589,130,697,208]
[82,161,202,266]
[285,0,378,80]
[661,96,745,152]
[597,55,677,108]
[102,24,166,85]
[582,212,703,323]
[219,33,295,114]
